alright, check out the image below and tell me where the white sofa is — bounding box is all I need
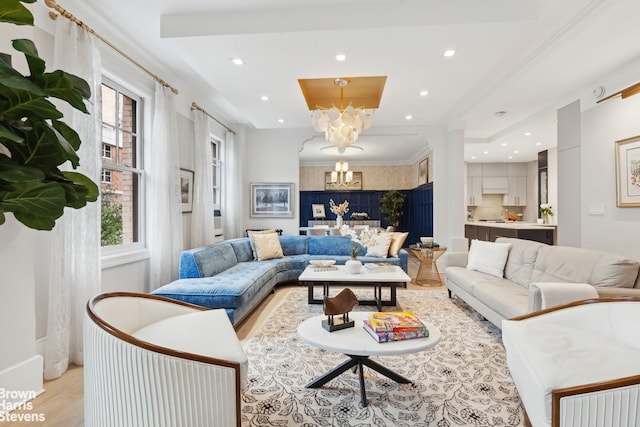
[84,292,248,427]
[502,298,640,427]
[445,237,640,328]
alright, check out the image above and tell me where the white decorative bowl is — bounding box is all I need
[420,237,434,244]
[309,260,336,267]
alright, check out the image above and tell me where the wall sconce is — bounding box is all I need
[331,160,353,185]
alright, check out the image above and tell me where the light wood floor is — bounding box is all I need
[5,256,442,426]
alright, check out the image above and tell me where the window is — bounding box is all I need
[211,137,222,209]
[100,80,143,249]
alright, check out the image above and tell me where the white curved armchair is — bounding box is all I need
[84,292,247,427]
[503,297,640,427]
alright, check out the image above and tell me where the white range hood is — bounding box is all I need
[482,177,508,194]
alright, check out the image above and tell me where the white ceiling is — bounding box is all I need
[61,0,640,164]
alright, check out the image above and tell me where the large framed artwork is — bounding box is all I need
[250,182,295,217]
[615,135,640,207]
[180,168,194,213]
[324,172,363,191]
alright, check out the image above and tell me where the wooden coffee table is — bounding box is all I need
[299,264,411,311]
[297,312,441,406]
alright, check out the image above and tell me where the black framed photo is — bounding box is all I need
[250,182,295,217]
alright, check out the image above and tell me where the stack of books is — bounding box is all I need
[362,312,429,343]
[363,262,396,272]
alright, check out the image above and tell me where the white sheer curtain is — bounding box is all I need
[190,111,215,247]
[44,20,102,380]
[147,83,183,290]
[223,131,243,239]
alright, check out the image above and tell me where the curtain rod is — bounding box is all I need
[191,102,236,135]
[597,81,640,104]
[45,0,179,95]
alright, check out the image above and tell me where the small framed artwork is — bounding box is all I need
[250,182,295,217]
[418,158,428,186]
[312,204,326,218]
[180,168,194,213]
[324,171,363,191]
[615,135,640,207]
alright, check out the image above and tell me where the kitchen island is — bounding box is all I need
[465,221,556,245]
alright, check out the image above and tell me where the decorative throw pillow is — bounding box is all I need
[387,232,409,257]
[365,233,393,258]
[466,239,512,278]
[248,229,277,260]
[252,232,284,261]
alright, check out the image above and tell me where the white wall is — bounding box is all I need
[579,94,640,260]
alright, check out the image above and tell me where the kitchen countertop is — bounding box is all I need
[466,221,557,229]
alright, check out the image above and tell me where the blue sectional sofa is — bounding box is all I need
[152,235,408,326]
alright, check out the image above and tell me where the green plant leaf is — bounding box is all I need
[38,70,89,113]
[62,171,100,204]
[12,38,45,76]
[0,162,44,182]
[0,90,62,120]
[0,182,65,230]
[51,119,81,151]
[0,55,48,96]
[0,212,5,226]
[0,0,35,26]
[0,123,24,143]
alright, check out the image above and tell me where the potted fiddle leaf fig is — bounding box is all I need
[380,190,406,230]
[0,0,99,230]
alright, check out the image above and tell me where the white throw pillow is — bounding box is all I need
[466,239,511,278]
[365,234,393,258]
[252,232,284,261]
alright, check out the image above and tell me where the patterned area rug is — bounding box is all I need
[241,287,524,426]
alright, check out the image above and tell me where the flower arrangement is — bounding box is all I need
[329,199,349,217]
[539,204,554,217]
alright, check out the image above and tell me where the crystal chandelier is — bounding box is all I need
[311,78,374,153]
[331,160,353,185]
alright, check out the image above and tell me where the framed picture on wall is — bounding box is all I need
[418,158,428,186]
[615,135,640,207]
[180,169,194,213]
[311,204,326,218]
[250,182,295,217]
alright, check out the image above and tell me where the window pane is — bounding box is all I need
[102,85,117,126]
[101,169,140,246]
[119,93,137,133]
[118,130,136,168]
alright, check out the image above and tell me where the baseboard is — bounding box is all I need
[0,355,44,416]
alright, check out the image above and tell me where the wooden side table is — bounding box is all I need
[409,245,447,287]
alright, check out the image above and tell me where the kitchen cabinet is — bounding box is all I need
[503,176,527,206]
[482,163,508,177]
[467,163,482,177]
[465,223,556,245]
[467,176,483,206]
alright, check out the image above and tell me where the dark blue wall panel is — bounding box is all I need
[299,183,433,246]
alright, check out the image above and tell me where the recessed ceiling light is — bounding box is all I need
[443,49,456,57]
[419,90,429,96]
[231,58,244,65]
[501,143,507,147]
[508,155,513,159]
[483,151,489,154]
[524,132,532,136]
[260,95,269,101]
[535,142,542,146]
[277,118,284,123]
[405,115,412,120]
[336,53,346,61]
[471,156,476,160]
[514,150,519,154]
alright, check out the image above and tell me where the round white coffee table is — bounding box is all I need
[297,312,441,407]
